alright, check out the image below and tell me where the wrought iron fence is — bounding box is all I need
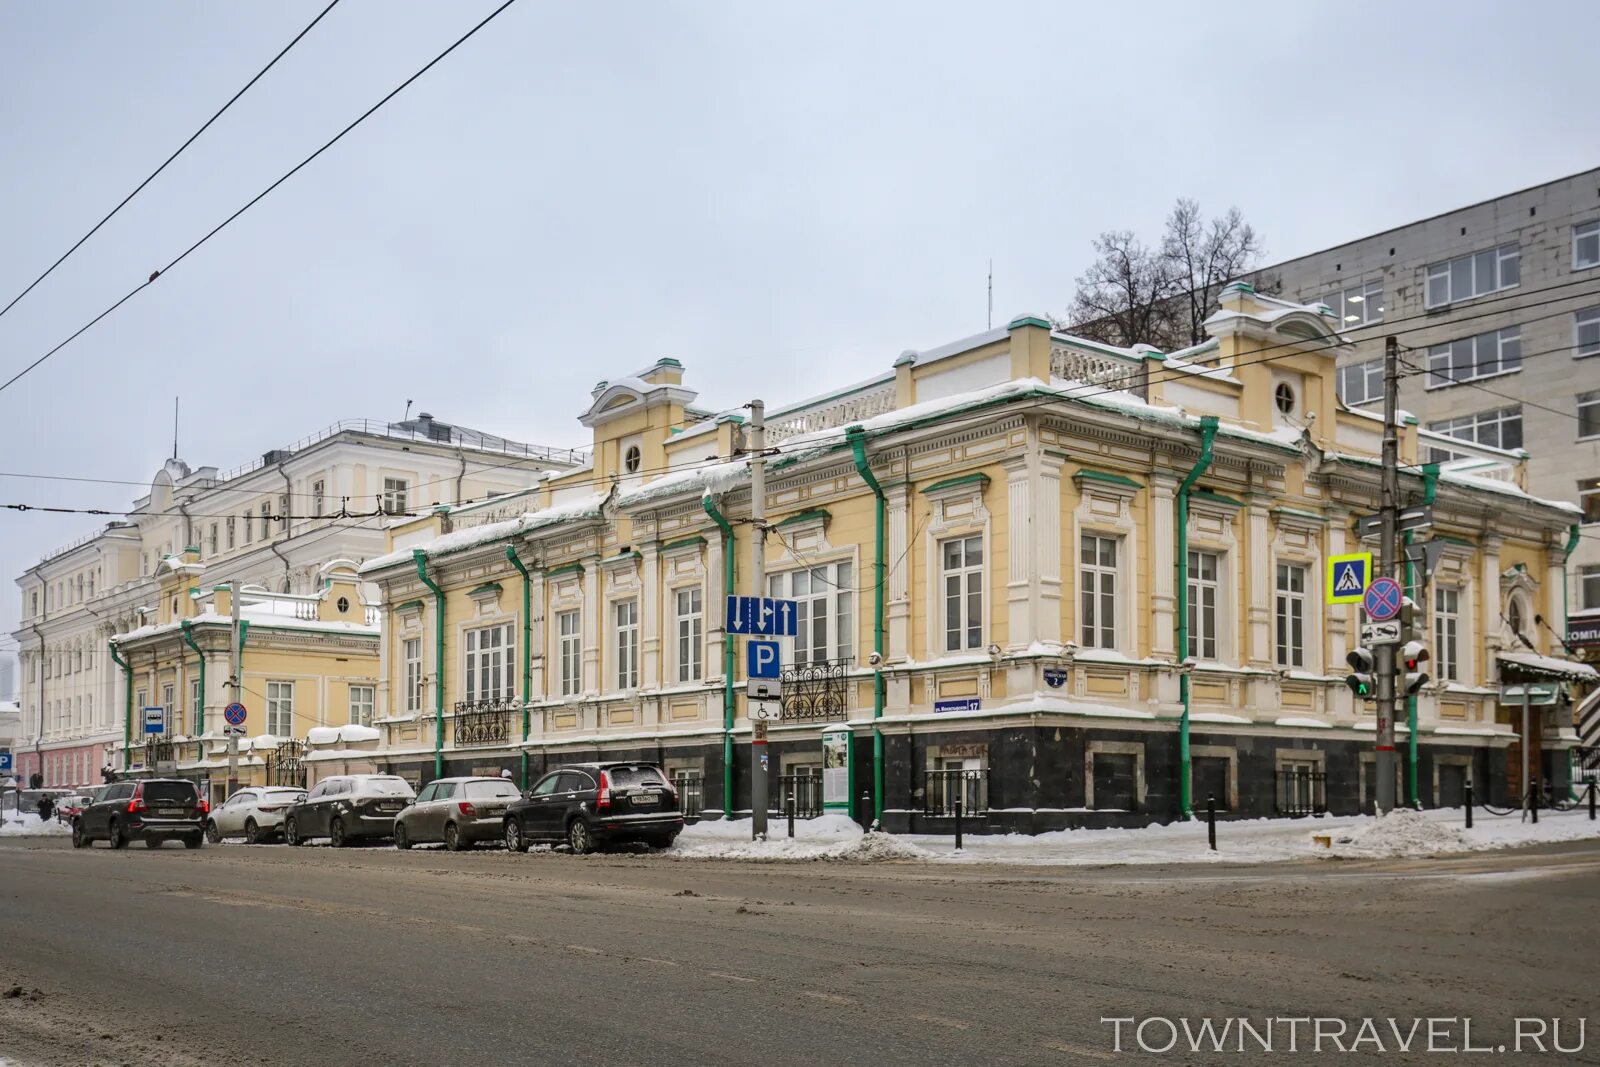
[774,771,823,818]
[454,700,515,747]
[266,740,306,789]
[143,739,174,768]
[1276,768,1327,817]
[1576,746,1600,783]
[671,771,704,821]
[780,657,851,722]
[924,768,988,817]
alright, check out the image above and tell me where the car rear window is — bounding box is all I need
[143,782,198,804]
[606,766,666,788]
[262,789,304,803]
[465,781,520,800]
[355,777,414,798]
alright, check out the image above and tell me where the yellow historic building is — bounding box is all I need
[360,284,1593,830]
[109,551,380,804]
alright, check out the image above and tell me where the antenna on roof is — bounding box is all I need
[404,399,413,423]
[172,396,179,460]
[987,259,993,329]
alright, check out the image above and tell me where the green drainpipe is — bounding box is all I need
[109,641,133,771]
[702,496,737,819]
[846,425,886,828]
[180,619,206,763]
[505,545,533,789]
[1403,462,1440,809]
[1175,415,1219,820]
[413,550,446,780]
[1563,523,1581,635]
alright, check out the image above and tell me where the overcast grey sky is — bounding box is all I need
[2,0,1597,639]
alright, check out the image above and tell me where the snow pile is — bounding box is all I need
[1321,809,1470,859]
[671,815,933,862]
[0,812,70,837]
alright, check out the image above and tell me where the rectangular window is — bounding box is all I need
[243,510,253,545]
[1426,406,1523,463]
[1581,477,1600,525]
[190,679,201,726]
[382,478,409,515]
[260,501,272,540]
[1577,307,1600,359]
[1579,392,1600,440]
[162,684,175,735]
[464,623,515,704]
[1337,358,1384,406]
[1425,326,1521,389]
[1274,563,1307,668]
[266,681,294,737]
[226,517,236,549]
[1425,243,1519,307]
[312,480,325,517]
[940,535,984,652]
[558,611,582,696]
[348,685,374,727]
[675,587,703,683]
[1581,566,1600,612]
[1321,278,1384,327]
[402,637,422,714]
[1435,586,1460,682]
[207,524,218,556]
[1080,533,1118,649]
[1575,220,1600,270]
[613,600,640,689]
[1187,550,1220,660]
[768,562,855,667]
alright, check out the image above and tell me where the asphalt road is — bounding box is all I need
[0,836,1597,1066]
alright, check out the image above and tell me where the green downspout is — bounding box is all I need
[1404,462,1439,808]
[413,550,446,780]
[109,641,132,771]
[702,496,736,819]
[505,545,533,789]
[846,425,887,828]
[1175,415,1219,820]
[1563,523,1581,635]
[180,619,206,765]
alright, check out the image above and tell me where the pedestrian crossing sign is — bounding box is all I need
[1327,552,1372,605]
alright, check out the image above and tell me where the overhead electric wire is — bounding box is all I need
[0,0,520,397]
[0,0,342,324]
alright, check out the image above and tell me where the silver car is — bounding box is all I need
[394,776,521,851]
[205,786,307,844]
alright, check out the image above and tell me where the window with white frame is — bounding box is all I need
[1321,278,1384,327]
[1426,326,1521,388]
[940,535,984,652]
[558,610,582,696]
[403,637,422,713]
[768,563,854,667]
[190,679,201,725]
[226,516,236,549]
[243,510,253,545]
[1578,307,1600,359]
[614,600,639,690]
[1581,565,1600,611]
[162,684,175,735]
[349,685,375,727]
[266,681,294,736]
[1427,407,1523,460]
[312,479,325,517]
[1581,477,1600,525]
[1080,533,1118,649]
[1435,586,1461,682]
[1575,220,1599,270]
[207,524,218,556]
[1274,563,1307,668]
[1337,358,1384,406]
[464,623,515,704]
[1187,550,1220,660]
[260,500,272,540]
[382,478,409,515]
[1579,392,1600,440]
[1425,243,1519,307]
[675,587,703,682]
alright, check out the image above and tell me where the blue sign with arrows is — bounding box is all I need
[725,595,798,636]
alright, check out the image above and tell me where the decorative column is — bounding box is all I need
[1479,536,1501,669]
[1004,455,1035,650]
[1037,451,1064,645]
[886,483,911,662]
[1149,474,1177,659]
[641,547,661,689]
[1246,500,1272,668]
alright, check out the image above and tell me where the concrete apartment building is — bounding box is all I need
[1258,167,1600,657]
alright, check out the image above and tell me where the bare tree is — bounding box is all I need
[1060,230,1182,350]
[1162,199,1264,348]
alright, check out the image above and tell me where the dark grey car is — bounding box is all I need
[393,777,521,851]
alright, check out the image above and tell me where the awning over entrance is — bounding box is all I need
[1496,651,1600,684]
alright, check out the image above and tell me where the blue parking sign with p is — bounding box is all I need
[747,640,781,680]
[0,749,12,773]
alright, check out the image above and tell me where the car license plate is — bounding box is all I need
[158,808,182,817]
[379,803,402,812]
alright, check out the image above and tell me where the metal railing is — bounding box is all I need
[774,771,822,819]
[671,772,704,821]
[142,739,175,768]
[454,700,516,747]
[1575,746,1600,783]
[924,769,988,817]
[1276,768,1327,817]
[780,657,851,721]
[266,740,306,788]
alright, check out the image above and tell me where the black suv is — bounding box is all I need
[72,778,207,849]
[503,762,683,854]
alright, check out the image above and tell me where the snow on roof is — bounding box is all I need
[616,457,749,508]
[1159,351,1240,385]
[1438,469,1581,514]
[306,724,380,745]
[112,607,379,644]
[1496,651,1598,681]
[361,492,610,573]
[901,326,1009,368]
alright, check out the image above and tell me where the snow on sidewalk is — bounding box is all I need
[0,812,70,838]
[670,807,1600,865]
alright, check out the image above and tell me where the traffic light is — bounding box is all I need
[1401,640,1430,696]
[1398,600,1417,643]
[1345,647,1376,701]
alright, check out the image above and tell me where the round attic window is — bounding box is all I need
[1274,382,1296,416]
[337,596,350,614]
[624,445,642,474]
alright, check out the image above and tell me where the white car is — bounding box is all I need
[205,786,307,845]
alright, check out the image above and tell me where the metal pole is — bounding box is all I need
[1207,794,1217,851]
[1464,781,1473,830]
[1589,781,1596,822]
[787,790,795,839]
[954,796,963,852]
[1520,686,1531,823]
[228,580,242,796]
[748,399,768,842]
[1375,336,1400,815]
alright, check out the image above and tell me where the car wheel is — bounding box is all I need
[108,820,128,850]
[205,820,222,844]
[183,833,204,849]
[649,832,679,850]
[393,823,411,850]
[285,818,304,846]
[71,820,87,849]
[504,819,528,853]
[329,817,347,848]
[244,819,260,846]
[444,822,465,852]
[566,818,593,855]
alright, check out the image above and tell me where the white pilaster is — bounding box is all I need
[1149,474,1177,659]
[1246,501,1271,667]
[1004,455,1033,649]
[887,483,910,662]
